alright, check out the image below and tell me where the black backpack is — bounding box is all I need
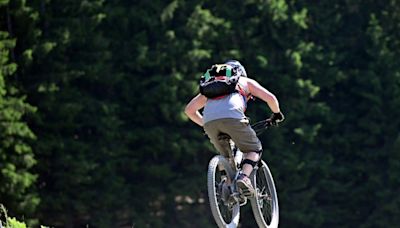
[199,64,240,99]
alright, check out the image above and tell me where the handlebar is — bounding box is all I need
[216,119,275,141]
[251,119,274,136]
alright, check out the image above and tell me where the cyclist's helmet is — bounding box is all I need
[225,60,247,77]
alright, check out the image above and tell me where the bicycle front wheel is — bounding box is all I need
[207,155,240,228]
[250,160,279,228]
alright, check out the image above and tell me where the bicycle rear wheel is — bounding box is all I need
[250,160,279,228]
[207,155,240,228]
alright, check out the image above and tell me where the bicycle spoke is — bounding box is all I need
[258,174,272,223]
[250,162,279,227]
[215,171,232,223]
[208,155,240,227]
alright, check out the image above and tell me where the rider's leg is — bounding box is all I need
[242,152,260,176]
[236,151,261,195]
[204,120,234,185]
[203,120,231,158]
[218,118,262,194]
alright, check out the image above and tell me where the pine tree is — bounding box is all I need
[0,2,38,222]
[16,0,129,226]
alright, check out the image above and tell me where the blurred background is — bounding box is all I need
[1,0,400,227]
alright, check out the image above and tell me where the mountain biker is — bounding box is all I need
[184,60,284,195]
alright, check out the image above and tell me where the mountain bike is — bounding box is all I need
[207,120,279,228]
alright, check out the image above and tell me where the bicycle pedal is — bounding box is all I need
[239,188,254,198]
[239,197,247,206]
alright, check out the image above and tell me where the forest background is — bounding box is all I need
[1,0,400,227]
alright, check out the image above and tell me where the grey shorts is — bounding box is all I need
[203,118,262,157]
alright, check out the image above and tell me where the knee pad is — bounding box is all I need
[240,149,263,169]
[240,159,258,169]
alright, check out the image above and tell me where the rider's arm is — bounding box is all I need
[184,93,207,127]
[247,78,281,113]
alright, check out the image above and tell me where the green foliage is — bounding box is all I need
[1,204,48,228]
[0,20,38,224]
[1,0,400,227]
[6,218,26,228]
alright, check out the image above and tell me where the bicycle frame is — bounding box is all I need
[217,134,250,207]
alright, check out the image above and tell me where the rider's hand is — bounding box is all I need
[266,112,285,126]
